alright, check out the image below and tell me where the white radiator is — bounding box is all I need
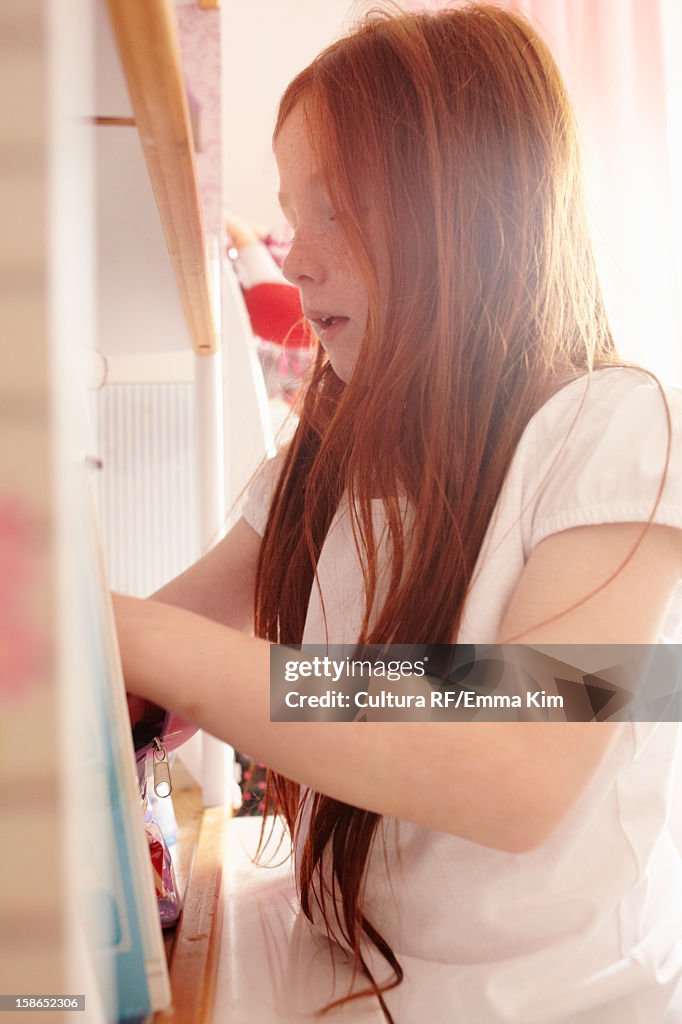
[95,381,199,597]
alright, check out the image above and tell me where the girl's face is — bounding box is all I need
[274,105,369,384]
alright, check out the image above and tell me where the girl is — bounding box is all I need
[114,5,682,1022]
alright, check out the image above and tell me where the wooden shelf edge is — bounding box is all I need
[155,806,229,1023]
[106,0,219,355]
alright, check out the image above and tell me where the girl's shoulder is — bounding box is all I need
[525,365,682,462]
[533,365,682,438]
[514,366,682,550]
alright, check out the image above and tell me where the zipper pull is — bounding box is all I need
[152,737,172,797]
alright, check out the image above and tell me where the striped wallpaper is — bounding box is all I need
[95,382,199,597]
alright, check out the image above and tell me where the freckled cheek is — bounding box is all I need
[333,255,369,323]
[338,266,368,301]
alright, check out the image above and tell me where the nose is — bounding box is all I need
[281,232,325,287]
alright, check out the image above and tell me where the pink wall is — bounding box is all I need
[176,5,222,236]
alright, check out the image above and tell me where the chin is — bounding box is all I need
[328,359,354,384]
[323,347,359,385]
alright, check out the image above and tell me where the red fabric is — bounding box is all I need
[243,282,311,348]
[148,835,165,897]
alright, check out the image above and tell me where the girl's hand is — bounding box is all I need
[126,691,151,726]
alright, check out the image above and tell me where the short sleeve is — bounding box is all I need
[528,368,682,549]
[241,448,287,536]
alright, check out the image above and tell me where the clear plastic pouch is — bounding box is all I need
[128,698,198,928]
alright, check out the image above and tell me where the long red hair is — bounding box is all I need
[254,5,623,1018]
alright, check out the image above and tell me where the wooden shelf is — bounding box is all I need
[106,0,219,355]
[156,786,229,1024]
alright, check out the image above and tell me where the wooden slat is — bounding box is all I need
[106,0,219,354]
[93,115,136,126]
[155,806,228,1024]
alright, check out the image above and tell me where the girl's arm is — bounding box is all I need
[147,516,261,633]
[113,521,682,854]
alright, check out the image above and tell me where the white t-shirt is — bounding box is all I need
[243,367,682,1023]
